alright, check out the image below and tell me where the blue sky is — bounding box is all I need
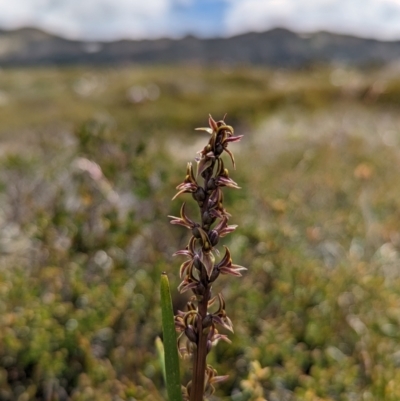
[1,0,400,41]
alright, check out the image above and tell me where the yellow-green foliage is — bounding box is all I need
[0,64,400,400]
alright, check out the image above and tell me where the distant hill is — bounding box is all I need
[1,27,400,67]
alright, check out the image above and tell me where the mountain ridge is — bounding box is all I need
[0,26,399,67]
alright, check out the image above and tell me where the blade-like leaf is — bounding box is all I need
[160,273,183,401]
[155,337,166,386]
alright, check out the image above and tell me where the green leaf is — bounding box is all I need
[160,272,183,401]
[155,337,166,386]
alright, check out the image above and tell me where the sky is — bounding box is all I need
[1,0,400,41]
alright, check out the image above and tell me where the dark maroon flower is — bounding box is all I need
[195,114,243,174]
[168,202,196,229]
[172,162,199,200]
[214,159,240,189]
[216,246,247,277]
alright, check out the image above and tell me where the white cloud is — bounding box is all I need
[0,0,173,40]
[223,0,400,40]
[1,0,400,40]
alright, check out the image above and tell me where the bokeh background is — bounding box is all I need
[1,1,400,400]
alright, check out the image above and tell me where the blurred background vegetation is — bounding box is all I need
[1,63,400,401]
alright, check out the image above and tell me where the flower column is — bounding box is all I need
[169,115,246,401]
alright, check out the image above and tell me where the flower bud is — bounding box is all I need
[209,230,219,246]
[185,325,198,343]
[202,314,213,329]
[193,187,206,203]
[207,178,216,191]
[215,143,224,156]
[192,226,201,239]
[193,281,205,296]
[193,256,203,270]
[202,211,213,225]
